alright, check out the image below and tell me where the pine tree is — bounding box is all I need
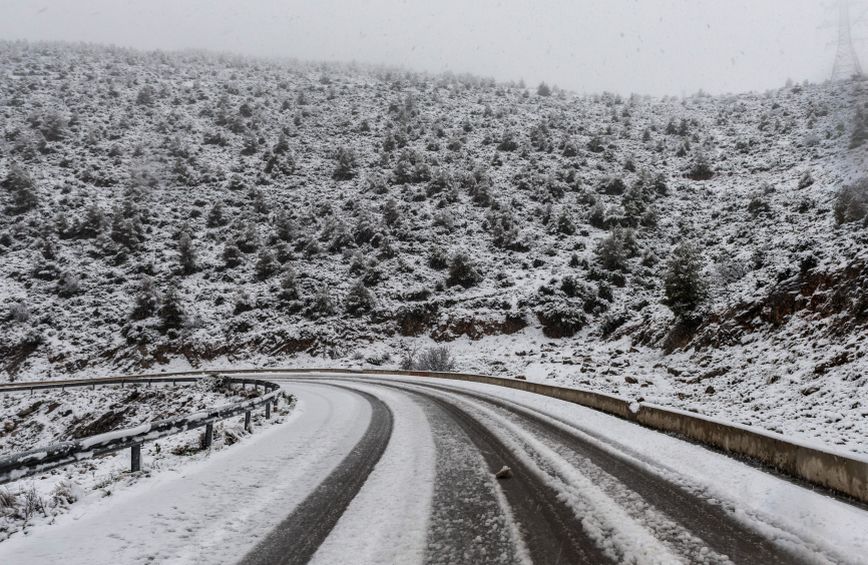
[663,243,707,319]
[255,249,277,280]
[345,280,375,315]
[131,276,159,320]
[159,285,185,330]
[178,231,197,275]
[222,243,243,268]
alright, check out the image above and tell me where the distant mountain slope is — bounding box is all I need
[1,41,865,451]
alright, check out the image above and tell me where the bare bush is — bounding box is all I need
[413,345,457,372]
[400,344,457,372]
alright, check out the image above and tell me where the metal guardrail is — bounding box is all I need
[0,374,283,484]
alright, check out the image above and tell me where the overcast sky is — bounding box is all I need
[0,0,857,96]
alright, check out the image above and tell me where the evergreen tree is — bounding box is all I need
[131,276,159,320]
[345,279,375,315]
[207,202,226,227]
[255,249,277,280]
[159,285,185,330]
[222,243,243,268]
[663,243,707,319]
[447,253,482,288]
[178,231,197,275]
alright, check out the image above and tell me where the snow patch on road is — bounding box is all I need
[308,381,435,565]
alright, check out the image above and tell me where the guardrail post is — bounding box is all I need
[244,411,251,432]
[203,422,213,449]
[265,401,271,419]
[130,444,142,472]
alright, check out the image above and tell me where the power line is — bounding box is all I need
[831,0,864,81]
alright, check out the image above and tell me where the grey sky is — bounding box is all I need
[0,0,855,95]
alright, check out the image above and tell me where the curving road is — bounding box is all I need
[244,374,868,565]
[1,373,866,565]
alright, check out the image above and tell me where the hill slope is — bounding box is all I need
[1,41,866,452]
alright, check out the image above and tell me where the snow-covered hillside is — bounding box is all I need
[1,41,866,452]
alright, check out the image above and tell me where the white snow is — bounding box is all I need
[307,381,436,565]
[0,383,367,564]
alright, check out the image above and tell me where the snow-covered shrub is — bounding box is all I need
[222,243,243,268]
[447,252,482,288]
[600,309,629,337]
[747,195,772,218]
[392,149,430,184]
[797,171,814,190]
[686,150,714,181]
[56,271,82,297]
[497,129,519,152]
[834,178,868,225]
[235,224,259,253]
[383,198,401,228]
[600,176,627,196]
[308,287,336,318]
[206,202,226,228]
[37,111,69,142]
[536,300,586,338]
[556,209,576,235]
[233,291,256,315]
[850,106,868,149]
[428,247,450,270]
[588,202,607,229]
[9,301,30,324]
[332,146,358,181]
[2,164,39,213]
[345,280,376,316]
[595,228,636,272]
[278,269,301,303]
[135,85,156,106]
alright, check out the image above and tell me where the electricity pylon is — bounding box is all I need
[830,0,864,81]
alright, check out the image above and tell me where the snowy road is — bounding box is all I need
[2,373,867,564]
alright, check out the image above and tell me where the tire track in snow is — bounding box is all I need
[368,381,613,565]
[415,396,531,565]
[380,378,811,565]
[240,386,393,565]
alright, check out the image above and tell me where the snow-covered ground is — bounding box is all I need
[0,380,288,542]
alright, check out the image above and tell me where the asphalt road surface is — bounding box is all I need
[240,375,866,565]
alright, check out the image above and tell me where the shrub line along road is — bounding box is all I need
[1,373,866,564]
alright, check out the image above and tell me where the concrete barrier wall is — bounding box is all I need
[5,367,866,503]
[635,403,868,503]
